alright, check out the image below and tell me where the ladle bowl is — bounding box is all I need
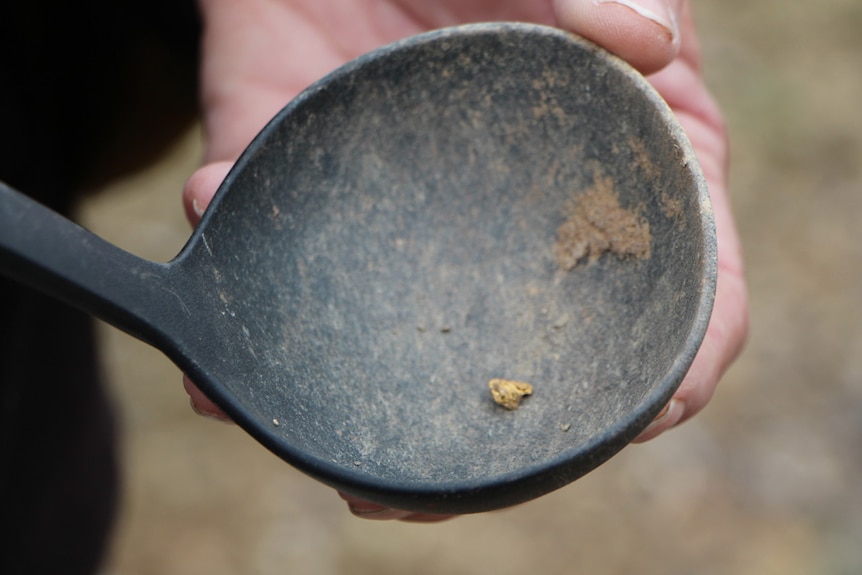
[0,23,716,513]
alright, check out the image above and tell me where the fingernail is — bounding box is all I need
[595,0,679,44]
[636,398,684,440]
[346,501,411,520]
[191,197,205,218]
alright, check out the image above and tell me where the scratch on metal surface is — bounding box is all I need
[242,325,258,360]
[162,287,192,317]
[202,233,214,257]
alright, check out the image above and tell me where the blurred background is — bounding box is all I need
[74,1,862,573]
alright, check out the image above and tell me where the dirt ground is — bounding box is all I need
[74,1,862,573]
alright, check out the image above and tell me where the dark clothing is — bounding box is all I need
[0,2,200,573]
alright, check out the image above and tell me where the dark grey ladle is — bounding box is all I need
[0,23,715,514]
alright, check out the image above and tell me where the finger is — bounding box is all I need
[337,492,455,522]
[632,398,685,443]
[553,0,684,75]
[182,161,233,226]
[338,493,413,520]
[632,267,749,443]
[183,374,233,423]
[676,266,750,421]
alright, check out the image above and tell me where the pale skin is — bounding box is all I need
[182,0,749,521]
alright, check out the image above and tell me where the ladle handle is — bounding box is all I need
[0,181,188,348]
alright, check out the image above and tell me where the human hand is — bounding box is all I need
[182,0,748,517]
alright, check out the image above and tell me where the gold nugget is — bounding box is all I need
[488,379,533,410]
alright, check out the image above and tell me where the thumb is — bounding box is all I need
[182,160,233,227]
[553,0,683,74]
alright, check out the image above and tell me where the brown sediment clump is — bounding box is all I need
[554,174,651,270]
[488,379,534,410]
